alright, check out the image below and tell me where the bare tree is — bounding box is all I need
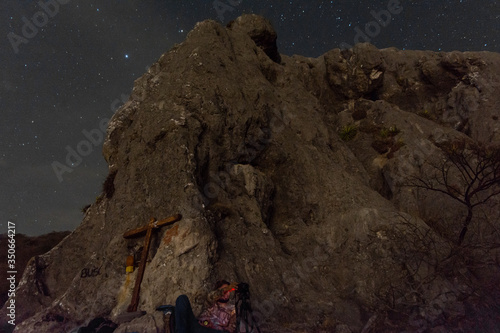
[409,138,500,245]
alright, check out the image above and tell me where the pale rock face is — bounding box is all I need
[3,14,500,333]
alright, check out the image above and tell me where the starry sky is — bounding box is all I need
[1,0,499,236]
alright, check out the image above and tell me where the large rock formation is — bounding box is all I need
[2,15,500,332]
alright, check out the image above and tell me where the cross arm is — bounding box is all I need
[123,213,182,239]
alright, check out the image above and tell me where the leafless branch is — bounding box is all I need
[407,138,500,245]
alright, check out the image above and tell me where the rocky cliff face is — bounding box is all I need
[2,15,500,332]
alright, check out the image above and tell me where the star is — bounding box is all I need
[3,0,499,236]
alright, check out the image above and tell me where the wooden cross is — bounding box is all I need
[123,213,182,312]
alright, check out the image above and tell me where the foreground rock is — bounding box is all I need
[2,15,500,332]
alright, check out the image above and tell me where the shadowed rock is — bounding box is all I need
[228,14,281,64]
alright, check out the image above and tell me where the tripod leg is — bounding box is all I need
[249,312,262,333]
[242,305,262,333]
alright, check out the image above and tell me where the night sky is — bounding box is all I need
[1,0,499,236]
